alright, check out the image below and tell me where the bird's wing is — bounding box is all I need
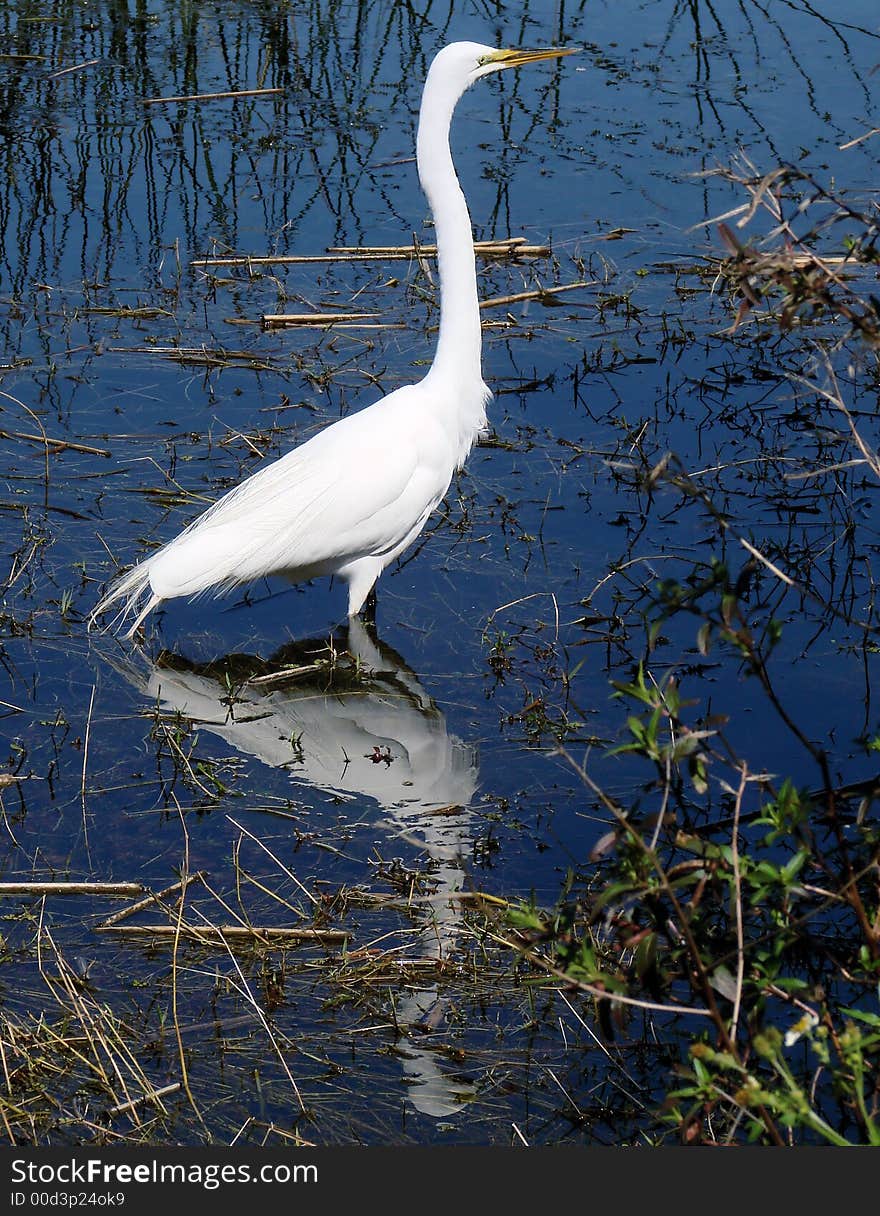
[147,391,453,598]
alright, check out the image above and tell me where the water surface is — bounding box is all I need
[1,0,879,1144]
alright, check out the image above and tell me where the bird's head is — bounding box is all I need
[428,40,576,93]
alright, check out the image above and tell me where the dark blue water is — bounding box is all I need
[1,0,878,1144]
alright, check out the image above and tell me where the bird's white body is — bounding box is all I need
[93,42,571,636]
[148,377,488,615]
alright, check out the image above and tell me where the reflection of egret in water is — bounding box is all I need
[114,618,477,1118]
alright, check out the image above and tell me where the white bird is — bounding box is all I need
[92,42,574,638]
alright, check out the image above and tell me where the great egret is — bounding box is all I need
[92,42,574,637]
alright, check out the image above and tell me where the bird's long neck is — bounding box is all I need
[416,68,483,390]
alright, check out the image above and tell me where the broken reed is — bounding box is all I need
[193,236,551,268]
[263,281,596,327]
[0,870,347,949]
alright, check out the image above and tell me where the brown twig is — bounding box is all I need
[108,1082,181,1117]
[47,58,99,80]
[0,882,144,897]
[261,312,382,328]
[729,765,748,1042]
[193,238,549,268]
[0,427,110,458]
[143,87,284,105]
[480,281,596,310]
[839,127,880,150]
[98,872,209,927]
[95,924,349,944]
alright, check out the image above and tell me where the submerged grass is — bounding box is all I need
[0,850,649,1145]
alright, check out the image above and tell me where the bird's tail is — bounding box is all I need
[88,560,161,640]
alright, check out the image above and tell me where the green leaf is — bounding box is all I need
[634,932,658,980]
[690,754,709,795]
[840,1007,880,1029]
[590,881,639,916]
[781,850,809,884]
[507,904,545,931]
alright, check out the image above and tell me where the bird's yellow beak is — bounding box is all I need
[480,47,577,70]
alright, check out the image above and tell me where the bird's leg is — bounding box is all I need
[362,587,378,627]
